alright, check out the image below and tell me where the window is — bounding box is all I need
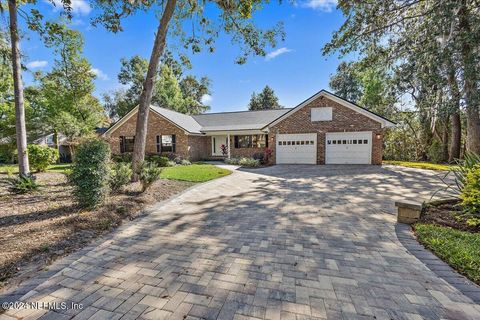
[157,135,176,153]
[120,136,135,153]
[364,139,368,144]
[311,107,333,121]
[234,135,268,148]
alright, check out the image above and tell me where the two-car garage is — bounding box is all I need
[276,131,372,165]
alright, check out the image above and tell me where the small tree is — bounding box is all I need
[70,139,111,208]
[27,144,59,172]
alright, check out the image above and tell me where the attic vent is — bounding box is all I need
[311,107,332,121]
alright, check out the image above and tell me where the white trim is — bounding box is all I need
[203,129,266,135]
[265,90,396,129]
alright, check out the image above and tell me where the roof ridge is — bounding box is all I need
[193,108,292,116]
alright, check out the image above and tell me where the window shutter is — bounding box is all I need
[234,136,239,148]
[172,135,176,153]
[266,134,269,148]
[159,135,162,153]
[120,136,124,153]
[156,135,160,153]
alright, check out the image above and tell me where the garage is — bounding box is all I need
[325,131,372,164]
[276,133,317,164]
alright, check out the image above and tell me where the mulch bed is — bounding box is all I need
[420,199,480,233]
[0,172,193,292]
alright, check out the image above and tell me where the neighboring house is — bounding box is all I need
[34,133,72,162]
[103,90,395,165]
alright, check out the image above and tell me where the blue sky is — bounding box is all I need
[18,0,346,113]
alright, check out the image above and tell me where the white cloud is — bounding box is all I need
[49,0,92,15]
[265,47,293,61]
[303,0,337,12]
[201,94,212,105]
[26,60,48,69]
[91,68,109,81]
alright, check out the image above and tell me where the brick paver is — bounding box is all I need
[2,165,480,319]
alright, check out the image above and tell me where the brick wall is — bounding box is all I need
[107,111,190,159]
[187,135,209,161]
[268,95,384,165]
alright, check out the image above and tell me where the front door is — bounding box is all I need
[212,136,228,156]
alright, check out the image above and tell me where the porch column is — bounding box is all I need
[227,134,231,159]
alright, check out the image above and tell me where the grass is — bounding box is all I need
[161,164,231,182]
[0,163,72,174]
[414,223,480,285]
[383,160,452,171]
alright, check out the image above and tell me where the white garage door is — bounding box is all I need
[325,131,372,164]
[276,133,317,164]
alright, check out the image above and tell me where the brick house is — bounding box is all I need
[104,90,395,164]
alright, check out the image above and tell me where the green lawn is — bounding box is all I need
[0,163,72,174]
[161,164,231,182]
[414,223,480,285]
[383,160,452,171]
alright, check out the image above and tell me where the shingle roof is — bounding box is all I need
[192,109,291,132]
[150,106,291,133]
[151,106,203,134]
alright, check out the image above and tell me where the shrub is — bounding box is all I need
[252,152,264,163]
[460,164,480,214]
[2,174,39,194]
[147,155,170,167]
[139,161,163,192]
[109,162,132,193]
[224,157,240,165]
[112,153,132,163]
[70,139,111,208]
[264,148,273,164]
[427,139,445,164]
[448,153,480,194]
[0,144,16,164]
[166,160,176,167]
[180,159,191,166]
[239,157,260,167]
[28,145,59,172]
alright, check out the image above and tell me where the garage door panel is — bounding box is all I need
[325,132,372,164]
[276,133,317,164]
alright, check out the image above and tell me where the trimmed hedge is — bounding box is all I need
[70,140,111,208]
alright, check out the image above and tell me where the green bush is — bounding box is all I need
[180,159,191,166]
[109,162,132,193]
[461,164,480,214]
[147,155,170,167]
[166,160,176,167]
[225,157,260,167]
[427,139,445,164]
[239,157,260,167]
[0,144,16,164]
[28,145,59,172]
[70,139,111,208]
[112,153,132,163]
[2,174,39,194]
[139,161,163,192]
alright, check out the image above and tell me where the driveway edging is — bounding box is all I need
[395,223,480,304]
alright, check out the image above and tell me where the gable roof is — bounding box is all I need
[192,109,291,132]
[104,89,395,136]
[151,106,203,133]
[264,90,396,129]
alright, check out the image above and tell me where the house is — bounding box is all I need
[33,133,72,162]
[103,90,395,165]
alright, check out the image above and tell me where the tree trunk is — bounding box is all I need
[8,0,30,177]
[446,57,462,162]
[442,119,449,162]
[458,0,480,154]
[131,0,177,180]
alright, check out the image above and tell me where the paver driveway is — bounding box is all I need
[2,165,480,320]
